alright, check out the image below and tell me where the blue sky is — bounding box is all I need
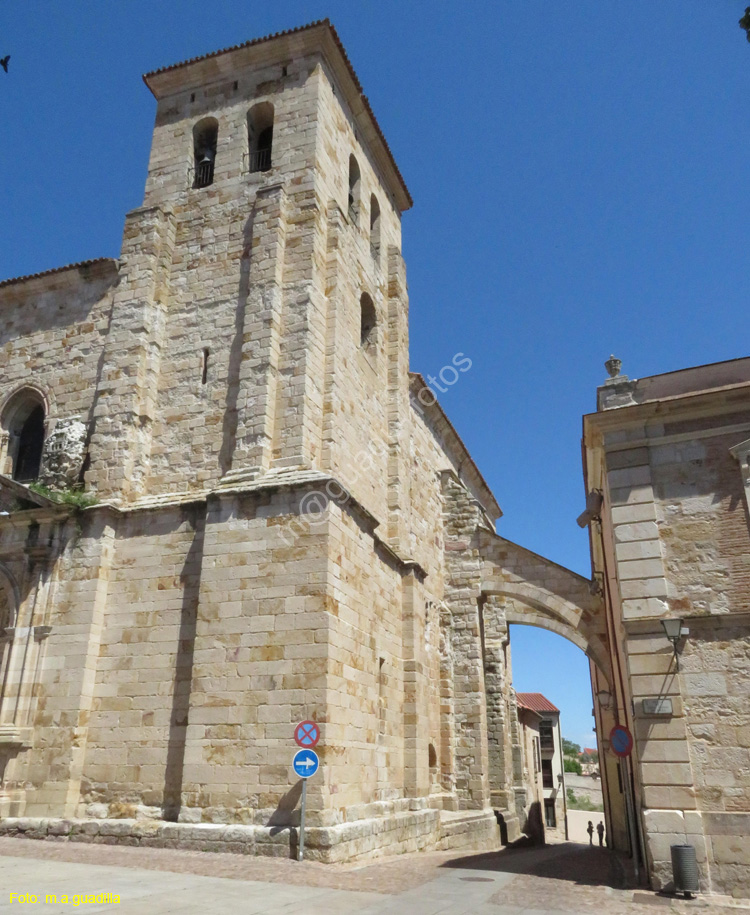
[3,2,749,749]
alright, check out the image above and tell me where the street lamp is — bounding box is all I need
[596,689,612,710]
[661,618,687,671]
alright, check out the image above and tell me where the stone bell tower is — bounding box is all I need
[85,19,414,548]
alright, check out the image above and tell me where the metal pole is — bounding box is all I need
[621,757,640,884]
[298,778,307,862]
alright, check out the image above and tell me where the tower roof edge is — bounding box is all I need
[142,19,413,212]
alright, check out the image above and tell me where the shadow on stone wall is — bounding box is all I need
[162,502,206,820]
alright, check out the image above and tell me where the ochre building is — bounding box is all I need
[586,357,750,898]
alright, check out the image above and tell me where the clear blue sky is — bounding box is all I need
[3,2,749,749]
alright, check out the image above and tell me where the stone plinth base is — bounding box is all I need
[0,809,500,863]
[437,810,501,852]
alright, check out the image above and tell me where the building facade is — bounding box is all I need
[0,20,603,863]
[584,356,750,898]
[516,693,567,843]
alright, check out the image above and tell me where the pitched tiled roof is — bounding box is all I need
[142,19,413,211]
[0,258,117,290]
[144,19,326,80]
[516,692,559,714]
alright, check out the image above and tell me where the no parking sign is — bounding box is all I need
[609,724,633,758]
[292,721,320,862]
[294,720,320,748]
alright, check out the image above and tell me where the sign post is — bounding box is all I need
[292,743,320,862]
[299,779,307,862]
[608,724,640,883]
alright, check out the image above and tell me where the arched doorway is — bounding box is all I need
[508,624,605,845]
[440,472,627,858]
[477,535,627,853]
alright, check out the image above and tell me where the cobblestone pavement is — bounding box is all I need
[0,837,747,914]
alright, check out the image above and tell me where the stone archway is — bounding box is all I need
[440,470,613,838]
[479,533,611,682]
[477,534,611,838]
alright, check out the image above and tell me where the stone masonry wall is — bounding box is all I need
[80,503,206,818]
[598,402,750,897]
[0,264,117,482]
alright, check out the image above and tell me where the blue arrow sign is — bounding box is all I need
[293,749,319,779]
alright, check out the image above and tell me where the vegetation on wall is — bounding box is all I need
[28,482,98,510]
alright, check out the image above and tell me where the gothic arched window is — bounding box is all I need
[14,405,45,482]
[2,390,47,483]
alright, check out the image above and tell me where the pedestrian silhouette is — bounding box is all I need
[597,821,605,847]
[587,820,594,845]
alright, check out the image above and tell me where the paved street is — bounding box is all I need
[0,837,744,914]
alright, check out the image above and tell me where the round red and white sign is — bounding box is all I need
[294,720,320,748]
[609,724,634,758]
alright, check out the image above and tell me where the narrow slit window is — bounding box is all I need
[348,155,361,224]
[360,293,376,348]
[370,194,381,259]
[201,348,209,385]
[193,118,218,189]
[248,103,274,173]
[378,656,385,736]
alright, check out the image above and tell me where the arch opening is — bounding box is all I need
[248,103,274,173]
[193,117,218,189]
[2,389,47,483]
[505,623,607,847]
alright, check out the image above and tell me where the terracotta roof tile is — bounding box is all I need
[0,258,117,290]
[516,692,560,714]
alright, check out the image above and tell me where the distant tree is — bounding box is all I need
[740,7,750,42]
[562,738,581,757]
[566,788,602,812]
[564,757,582,775]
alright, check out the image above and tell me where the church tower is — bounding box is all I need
[0,21,509,859]
[86,19,413,554]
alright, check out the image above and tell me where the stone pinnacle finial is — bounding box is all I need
[605,355,622,379]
